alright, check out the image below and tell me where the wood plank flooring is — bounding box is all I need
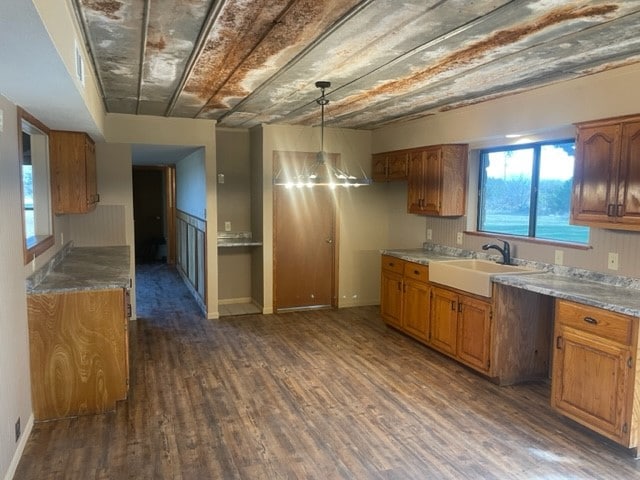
[14,264,640,479]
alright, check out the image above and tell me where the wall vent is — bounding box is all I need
[75,41,85,86]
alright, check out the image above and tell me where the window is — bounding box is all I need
[478,140,589,244]
[18,108,54,262]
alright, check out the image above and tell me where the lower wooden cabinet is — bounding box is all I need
[551,299,639,447]
[380,255,430,342]
[380,255,553,384]
[430,286,491,372]
[27,288,130,421]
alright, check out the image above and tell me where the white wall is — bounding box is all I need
[0,96,35,480]
[372,62,640,277]
[176,149,206,219]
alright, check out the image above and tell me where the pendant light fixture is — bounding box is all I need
[273,81,372,188]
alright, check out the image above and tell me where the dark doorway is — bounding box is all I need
[133,167,167,264]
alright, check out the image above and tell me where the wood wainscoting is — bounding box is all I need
[176,209,206,313]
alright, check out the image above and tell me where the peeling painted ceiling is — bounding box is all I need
[74,0,640,130]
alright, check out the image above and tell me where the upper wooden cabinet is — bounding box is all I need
[372,150,409,182]
[50,130,99,214]
[572,115,640,230]
[407,144,468,216]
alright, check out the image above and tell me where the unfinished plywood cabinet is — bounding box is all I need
[552,299,640,448]
[572,114,640,230]
[407,144,468,216]
[27,288,129,420]
[372,150,409,182]
[50,130,98,214]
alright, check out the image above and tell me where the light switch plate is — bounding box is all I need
[426,229,432,240]
[608,252,619,271]
[456,232,463,245]
[224,221,231,232]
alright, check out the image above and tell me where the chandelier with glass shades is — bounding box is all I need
[273,81,372,189]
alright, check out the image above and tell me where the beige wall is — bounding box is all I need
[372,62,640,277]
[104,113,219,318]
[0,96,36,478]
[217,128,253,302]
[250,126,265,308]
[258,123,385,311]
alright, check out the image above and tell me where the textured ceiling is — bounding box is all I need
[74,0,640,130]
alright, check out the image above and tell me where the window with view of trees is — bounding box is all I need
[478,140,589,244]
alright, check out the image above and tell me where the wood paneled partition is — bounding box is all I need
[176,210,206,313]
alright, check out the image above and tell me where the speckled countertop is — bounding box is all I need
[26,245,130,294]
[382,245,640,317]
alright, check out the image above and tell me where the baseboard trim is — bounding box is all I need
[4,413,34,480]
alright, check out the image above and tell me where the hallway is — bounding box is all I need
[14,265,640,479]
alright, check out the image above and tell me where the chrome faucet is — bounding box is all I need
[482,240,511,265]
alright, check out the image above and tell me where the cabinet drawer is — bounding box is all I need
[403,262,429,283]
[381,255,404,274]
[556,300,633,345]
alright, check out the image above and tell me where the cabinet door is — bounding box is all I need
[407,151,425,213]
[429,287,458,355]
[457,296,491,372]
[572,124,620,224]
[85,138,98,209]
[372,153,388,182]
[381,269,403,328]
[551,326,631,444]
[387,152,408,180]
[420,147,442,215]
[618,121,640,225]
[403,278,430,341]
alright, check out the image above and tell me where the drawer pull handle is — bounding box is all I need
[451,301,456,311]
[583,316,598,325]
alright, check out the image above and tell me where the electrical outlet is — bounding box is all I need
[554,249,564,266]
[456,232,463,245]
[0,108,4,133]
[426,229,432,240]
[15,417,20,442]
[217,173,225,184]
[224,221,231,232]
[608,252,619,271]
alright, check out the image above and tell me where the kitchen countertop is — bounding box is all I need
[382,246,640,317]
[27,245,130,294]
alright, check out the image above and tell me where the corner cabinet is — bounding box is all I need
[571,115,640,230]
[27,288,130,420]
[407,144,468,216]
[551,299,640,447]
[50,130,99,214]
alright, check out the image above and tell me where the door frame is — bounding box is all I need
[272,150,339,312]
[132,165,176,265]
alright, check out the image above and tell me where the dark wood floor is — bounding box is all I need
[15,264,640,479]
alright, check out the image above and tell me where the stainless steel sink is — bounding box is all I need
[428,259,539,297]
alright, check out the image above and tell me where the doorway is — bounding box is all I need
[132,166,176,264]
[273,151,337,312]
